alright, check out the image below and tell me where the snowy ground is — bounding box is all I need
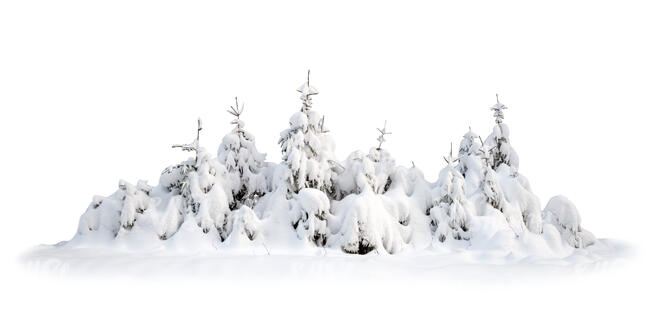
[22,239,630,281]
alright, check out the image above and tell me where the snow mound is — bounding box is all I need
[543,196,596,248]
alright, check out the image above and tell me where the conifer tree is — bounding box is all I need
[218,97,268,209]
[428,143,472,242]
[484,96,542,234]
[457,127,483,193]
[486,94,519,173]
[477,137,506,213]
[278,71,338,196]
[159,118,232,240]
[368,120,395,194]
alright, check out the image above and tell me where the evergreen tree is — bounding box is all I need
[483,96,542,234]
[278,71,339,195]
[428,144,472,242]
[159,118,232,240]
[486,94,520,173]
[368,121,396,194]
[289,188,331,246]
[333,123,404,254]
[218,97,269,209]
[336,121,396,196]
[457,127,483,193]
[476,138,506,213]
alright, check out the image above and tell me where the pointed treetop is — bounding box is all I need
[464,126,478,139]
[227,97,245,131]
[297,69,319,97]
[490,94,508,124]
[477,136,495,165]
[376,120,392,150]
[443,142,459,166]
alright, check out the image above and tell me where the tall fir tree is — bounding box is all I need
[218,97,269,209]
[278,71,339,196]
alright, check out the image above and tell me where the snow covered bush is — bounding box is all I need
[117,179,152,231]
[543,196,596,248]
[289,188,331,246]
[336,147,396,196]
[223,205,263,247]
[331,145,407,253]
[218,98,269,209]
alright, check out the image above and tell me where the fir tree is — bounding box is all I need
[278,71,339,196]
[457,127,483,193]
[486,94,519,173]
[428,143,472,242]
[477,137,505,213]
[160,118,232,240]
[368,120,395,194]
[218,97,268,209]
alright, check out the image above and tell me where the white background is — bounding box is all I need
[0,0,648,316]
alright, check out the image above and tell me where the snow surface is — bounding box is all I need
[26,82,625,276]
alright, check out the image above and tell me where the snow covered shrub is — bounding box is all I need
[218,98,269,209]
[330,190,408,254]
[278,71,339,196]
[117,179,151,230]
[227,205,263,243]
[543,196,595,248]
[77,192,122,237]
[367,148,396,194]
[457,128,483,193]
[331,147,407,253]
[289,188,331,246]
[160,149,231,240]
[77,179,153,238]
[428,149,473,242]
[336,148,396,196]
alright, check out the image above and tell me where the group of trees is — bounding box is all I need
[76,72,594,254]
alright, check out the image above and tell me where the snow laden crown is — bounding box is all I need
[74,73,596,255]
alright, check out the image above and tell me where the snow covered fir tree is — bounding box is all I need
[71,72,598,258]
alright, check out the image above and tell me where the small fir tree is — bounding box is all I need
[428,143,472,242]
[486,94,520,173]
[160,118,232,240]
